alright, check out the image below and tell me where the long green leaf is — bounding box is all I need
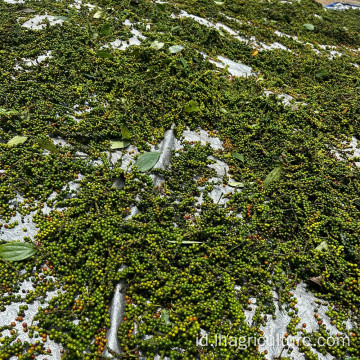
[232,152,244,162]
[7,136,28,146]
[180,57,187,68]
[0,108,19,116]
[35,137,59,154]
[228,182,244,188]
[263,166,282,189]
[0,242,37,262]
[133,151,160,172]
[121,124,132,139]
[110,140,130,149]
[96,51,114,59]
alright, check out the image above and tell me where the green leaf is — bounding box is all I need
[0,242,37,262]
[100,23,111,35]
[162,58,172,66]
[303,23,314,31]
[180,57,187,68]
[150,40,165,50]
[16,7,35,13]
[56,16,69,21]
[160,310,172,325]
[7,135,28,146]
[146,65,157,77]
[167,240,203,244]
[96,51,114,59]
[169,45,184,54]
[0,108,19,116]
[101,154,110,168]
[353,199,360,210]
[156,3,166,10]
[228,182,244,188]
[35,137,59,154]
[121,124,131,139]
[227,243,241,254]
[315,69,329,79]
[110,140,130,149]
[93,10,103,19]
[263,166,282,189]
[183,100,200,113]
[214,1,224,4]
[133,151,160,172]
[315,241,328,252]
[84,73,98,79]
[232,152,244,162]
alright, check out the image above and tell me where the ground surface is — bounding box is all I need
[316,0,360,5]
[0,0,360,360]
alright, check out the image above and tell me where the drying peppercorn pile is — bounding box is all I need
[1,0,360,359]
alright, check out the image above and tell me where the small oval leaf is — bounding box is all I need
[232,152,244,162]
[303,23,314,31]
[100,23,111,35]
[133,151,160,172]
[93,10,103,19]
[0,242,37,262]
[120,124,132,139]
[150,40,165,50]
[183,100,200,113]
[160,310,172,325]
[96,51,114,59]
[169,45,184,54]
[228,182,244,188]
[315,68,329,79]
[315,241,328,252]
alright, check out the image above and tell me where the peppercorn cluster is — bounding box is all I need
[1,0,360,359]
